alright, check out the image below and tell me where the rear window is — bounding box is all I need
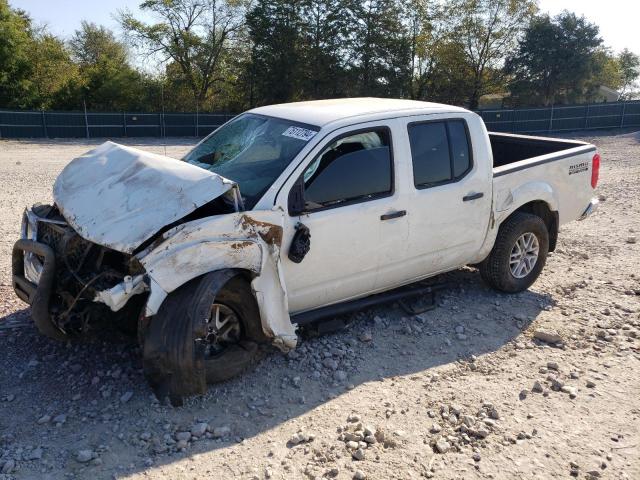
[408,120,472,188]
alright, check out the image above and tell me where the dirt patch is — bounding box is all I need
[230,241,254,250]
[240,214,284,247]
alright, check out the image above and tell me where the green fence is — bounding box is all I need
[476,100,640,134]
[0,110,236,139]
[1,100,640,139]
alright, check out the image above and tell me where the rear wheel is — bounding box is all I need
[479,212,549,293]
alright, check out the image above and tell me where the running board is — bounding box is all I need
[292,282,450,328]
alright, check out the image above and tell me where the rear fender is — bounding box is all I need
[494,181,558,225]
[474,181,558,263]
[139,211,296,351]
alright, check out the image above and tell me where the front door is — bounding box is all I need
[279,124,408,313]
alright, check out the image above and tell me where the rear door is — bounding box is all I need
[278,122,409,313]
[393,114,493,282]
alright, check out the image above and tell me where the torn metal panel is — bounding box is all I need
[53,141,240,254]
[93,274,148,312]
[139,211,297,350]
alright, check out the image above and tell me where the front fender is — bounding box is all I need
[139,211,296,351]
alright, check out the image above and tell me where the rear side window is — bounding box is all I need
[408,120,472,188]
[302,129,392,211]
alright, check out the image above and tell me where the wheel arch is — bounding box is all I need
[140,237,296,351]
[501,200,559,252]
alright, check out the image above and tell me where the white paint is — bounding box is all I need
[492,148,594,226]
[394,112,493,278]
[249,97,468,128]
[272,108,597,315]
[53,141,239,254]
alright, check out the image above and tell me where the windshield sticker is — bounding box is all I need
[282,126,317,141]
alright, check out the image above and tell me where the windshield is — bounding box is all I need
[183,113,320,209]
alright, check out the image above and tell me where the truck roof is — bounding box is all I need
[248,98,469,127]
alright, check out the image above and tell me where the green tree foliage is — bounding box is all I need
[120,0,248,108]
[406,0,474,105]
[450,0,537,109]
[618,48,640,100]
[299,0,352,98]
[505,12,604,106]
[65,21,150,111]
[28,31,79,109]
[0,1,33,107]
[245,0,411,104]
[585,48,624,99]
[245,0,306,105]
[1,0,639,112]
[348,0,412,97]
[0,1,77,109]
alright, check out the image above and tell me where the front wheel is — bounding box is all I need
[479,212,549,293]
[143,270,264,405]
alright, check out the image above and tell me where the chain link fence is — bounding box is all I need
[0,110,236,139]
[1,100,640,139]
[476,100,640,134]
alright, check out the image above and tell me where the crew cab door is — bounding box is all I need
[277,122,408,313]
[393,113,492,282]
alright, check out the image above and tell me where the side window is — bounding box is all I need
[301,129,393,211]
[408,120,472,188]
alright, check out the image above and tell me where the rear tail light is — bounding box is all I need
[591,153,600,189]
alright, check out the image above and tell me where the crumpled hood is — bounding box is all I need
[53,141,238,254]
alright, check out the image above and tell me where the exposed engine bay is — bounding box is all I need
[22,204,147,337]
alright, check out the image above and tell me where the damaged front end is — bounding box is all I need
[12,204,148,339]
[12,141,298,403]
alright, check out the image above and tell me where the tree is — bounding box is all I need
[120,0,247,108]
[405,0,474,105]
[618,48,640,100]
[348,0,412,97]
[299,0,352,98]
[450,0,537,109]
[28,30,78,109]
[0,1,35,107]
[0,1,78,109]
[66,21,149,110]
[505,12,604,106]
[70,21,128,66]
[245,0,305,105]
[585,48,623,101]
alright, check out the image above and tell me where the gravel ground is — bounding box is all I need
[0,133,638,480]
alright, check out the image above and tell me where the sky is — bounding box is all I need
[8,0,640,56]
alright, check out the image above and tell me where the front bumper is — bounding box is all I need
[12,239,67,340]
[578,198,599,221]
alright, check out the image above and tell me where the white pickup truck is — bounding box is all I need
[12,98,599,403]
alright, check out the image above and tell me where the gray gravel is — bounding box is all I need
[0,133,638,479]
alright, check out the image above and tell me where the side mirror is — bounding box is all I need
[288,180,305,216]
[288,223,311,263]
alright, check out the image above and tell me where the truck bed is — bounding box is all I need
[489,131,597,227]
[489,132,588,168]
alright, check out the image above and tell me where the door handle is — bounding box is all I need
[463,192,484,202]
[380,210,407,221]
